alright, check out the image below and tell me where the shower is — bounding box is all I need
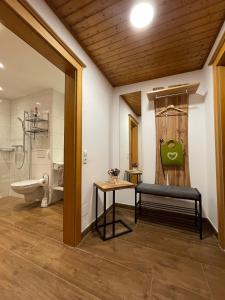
[13,112,31,171]
[14,116,26,169]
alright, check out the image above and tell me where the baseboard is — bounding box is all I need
[203,218,218,237]
[116,203,134,210]
[82,203,218,239]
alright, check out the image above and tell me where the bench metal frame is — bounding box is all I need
[135,188,202,239]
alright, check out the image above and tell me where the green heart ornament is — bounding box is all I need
[161,140,184,166]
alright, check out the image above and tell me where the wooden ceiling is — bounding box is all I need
[121,91,141,116]
[45,0,225,86]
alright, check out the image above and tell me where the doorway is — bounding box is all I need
[210,35,225,250]
[129,115,139,183]
[0,0,83,246]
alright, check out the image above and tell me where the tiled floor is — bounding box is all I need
[0,197,225,299]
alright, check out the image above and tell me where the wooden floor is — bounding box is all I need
[0,197,225,299]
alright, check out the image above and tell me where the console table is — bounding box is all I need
[126,169,143,184]
[94,179,135,241]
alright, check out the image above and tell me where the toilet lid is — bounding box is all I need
[11,179,40,188]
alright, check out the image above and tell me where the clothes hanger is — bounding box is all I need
[156,104,187,117]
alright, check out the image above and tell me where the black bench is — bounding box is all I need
[135,183,202,239]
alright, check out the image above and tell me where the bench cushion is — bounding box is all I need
[136,183,201,200]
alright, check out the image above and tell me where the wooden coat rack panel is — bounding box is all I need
[147,83,199,101]
[155,95,190,187]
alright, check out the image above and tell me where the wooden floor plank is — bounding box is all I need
[0,249,99,300]
[0,196,225,299]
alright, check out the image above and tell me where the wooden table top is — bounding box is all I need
[94,179,136,192]
[126,169,143,175]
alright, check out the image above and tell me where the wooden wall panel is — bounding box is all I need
[155,95,190,187]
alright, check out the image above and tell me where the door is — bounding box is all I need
[129,115,139,183]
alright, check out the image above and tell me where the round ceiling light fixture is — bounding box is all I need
[130,2,154,29]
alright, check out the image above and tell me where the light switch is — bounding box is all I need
[83,150,87,164]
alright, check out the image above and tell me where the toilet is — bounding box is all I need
[11,178,48,204]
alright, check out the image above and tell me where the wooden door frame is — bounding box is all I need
[0,0,84,247]
[209,33,225,250]
[129,114,139,169]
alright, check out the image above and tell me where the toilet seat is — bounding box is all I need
[11,178,47,205]
[11,179,41,189]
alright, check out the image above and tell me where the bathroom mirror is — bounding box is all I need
[119,91,142,184]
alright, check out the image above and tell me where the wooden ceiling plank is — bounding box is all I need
[94,24,220,66]
[78,0,198,42]
[110,53,205,75]
[110,63,203,87]
[112,65,201,87]
[108,55,206,82]
[64,0,119,25]
[87,9,225,57]
[72,0,132,33]
[81,0,225,47]
[121,91,141,116]
[45,0,225,86]
[84,10,225,63]
[54,0,93,17]
[47,0,69,9]
[73,0,187,37]
[101,36,214,71]
[107,51,208,80]
[103,45,211,75]
[109,58,204,82]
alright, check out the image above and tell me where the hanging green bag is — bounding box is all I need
[161,140,184,166]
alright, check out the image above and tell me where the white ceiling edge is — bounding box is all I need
[0,23,65,100]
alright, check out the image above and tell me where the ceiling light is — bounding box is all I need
[130,2,154,29]
[0,63,4,69]
[0,99,2,103]
[0,87,3,91]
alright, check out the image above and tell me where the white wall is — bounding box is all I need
[113,70,209,213]
[0,99,11,197]
[51,90,64,164]
[26,0,113,230]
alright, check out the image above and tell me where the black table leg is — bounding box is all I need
[199,197,202,240]
[95,187,98,229]
[139,192,142,217]
[103,192,106,240]
[195,200,197,226]
[112,190,115,237]
[135,189,137,223]
[95,188,133,241]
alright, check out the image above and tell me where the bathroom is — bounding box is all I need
[0,23,65,238]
